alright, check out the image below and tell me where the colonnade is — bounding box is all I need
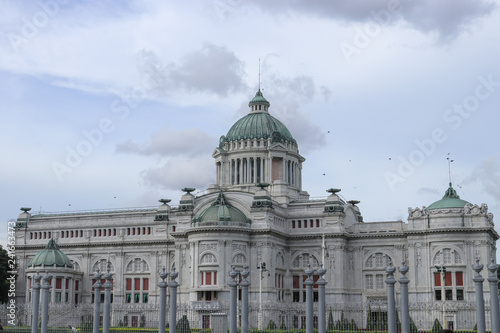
[217,156,301,187]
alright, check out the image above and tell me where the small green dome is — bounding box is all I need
[192,192,250,226]
[28,239,73,268]
[248,89,270,107]
[428,183,469,210]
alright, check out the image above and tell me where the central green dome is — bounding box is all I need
[428,183,469,210]
[28,239,73,268]
[223,90,296,144]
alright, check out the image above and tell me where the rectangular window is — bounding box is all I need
[434,273,441,286]
[298,220,301,228]
[143,293,149,303]
[213,272,217,285]
[445,289,453,300]
[206,272,212,285]
[75,280,79,291]
[143,278,149,291]
[66,278,69,289]
[304,220,307,228]
[56,278,62,289]
[126,278,132,291]
[292,220,295,228]
[126,294,132,303]
[444,272,452,286]
[293,292,300,302]
[456,272,463,286]
[134,293,140,303]
[55,292,61,303]
[457,289,464,300]
[310,220,313,228]
[134,278,140,290]
[435,290,442,301]
[316,219,320,227]
[75,294,78,304]
[313,291,318,302]
[293,275,300,289]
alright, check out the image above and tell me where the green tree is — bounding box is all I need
[0,245,12,303]
[431,318,443,333]
[176,315,191,333]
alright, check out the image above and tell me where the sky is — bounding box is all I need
[1,0,500,249]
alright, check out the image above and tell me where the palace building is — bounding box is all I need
[14,89,498,329]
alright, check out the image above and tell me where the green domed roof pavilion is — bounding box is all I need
[192,192,250,226]
[28,239,73,268]
[427,183,469,210]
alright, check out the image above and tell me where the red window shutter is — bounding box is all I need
[293,276,299,289]
[134,278,140,290]
[143,278,149,291]
[313,275,319,288]
[434,273,441,286]
[56,278,62,289]
[206,272,212,285]
[75,280,79,291]
[303,276,307,288]
[66,279,69,289]
[214,272,217,285]
[456,272,463,286]
[126,278,132,291]
[445,272,452,286]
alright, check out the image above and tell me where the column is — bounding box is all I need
[267,157,271,183]
[398,262,410,333]
[386,262,397,333]
[241,266,250,333]
[488,259,500,333]
[158,267,168,333]
[238,158,243,184]
[304,265,314,333]
[169,268,179,333]
[229,266,238,333]
[103,268,113,333]
[229,160,233,185]
[31,272,42,333]
[473,259,486,333]
[317,265,327,333]
[41,272,52,333]
[51,276,56,303]
[92,270,102,333]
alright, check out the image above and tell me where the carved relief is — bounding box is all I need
[199,243,218,253]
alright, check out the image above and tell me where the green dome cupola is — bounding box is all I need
[221,90,296,145]
[428,183,469,210]
[192,192,250,227]
[28,239,73,268]
[248,89,270,108]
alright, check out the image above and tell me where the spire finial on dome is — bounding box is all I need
[447,153,454,186]
[259,58,261,92]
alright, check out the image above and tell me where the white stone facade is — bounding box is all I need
[14,91,498,329]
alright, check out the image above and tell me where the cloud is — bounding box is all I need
[141,156,214,190]
[116,126,217,157]
[249,0,496,41]
[137,44,247,97]
[463,155,500,201]
[417,187,440,196]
